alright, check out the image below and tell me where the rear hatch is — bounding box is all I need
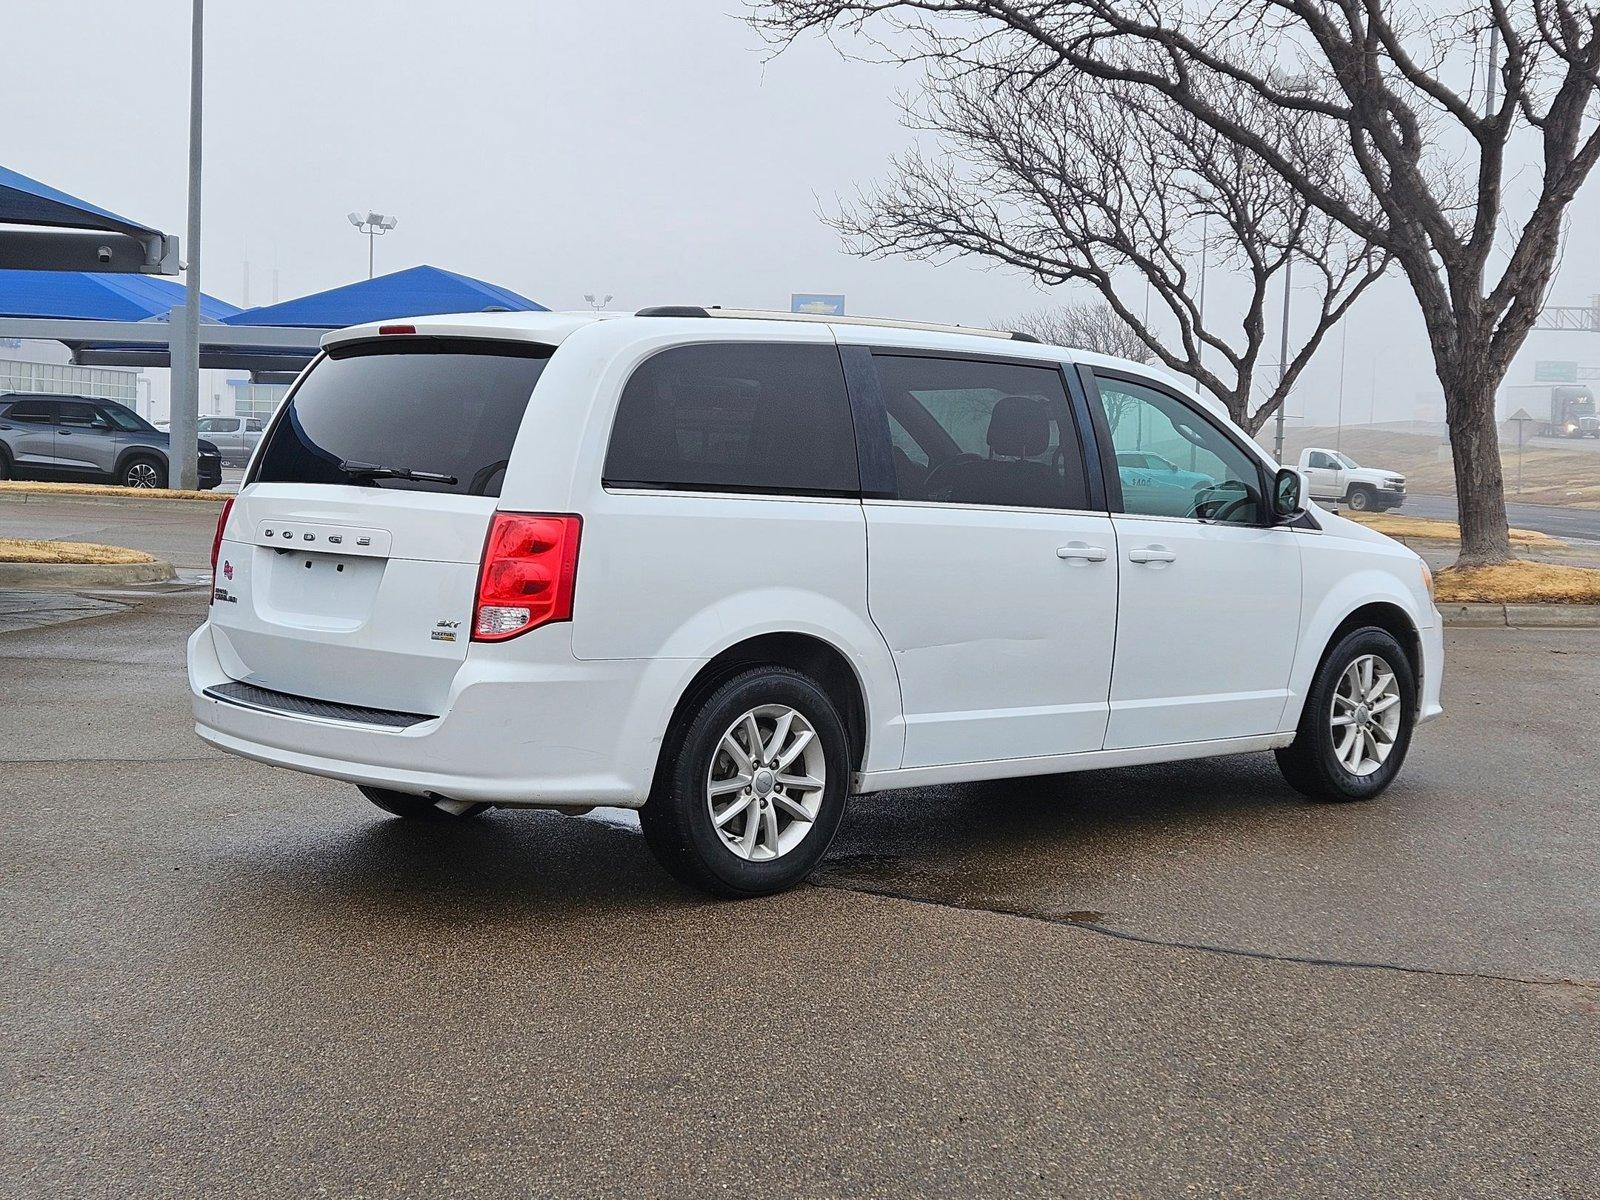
[208,336,551,715]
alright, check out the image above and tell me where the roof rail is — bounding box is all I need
[634,305,1045,344]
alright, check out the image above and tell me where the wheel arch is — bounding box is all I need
[655,633,873,788]
[114,445,167,478]
[1288,598,1423,732]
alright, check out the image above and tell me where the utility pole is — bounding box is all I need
[170,0,204,491]
[1273,257,1293,462]
[1196,215,1209,371]
[1335,320,1348,451]
[1487,22,1500,113]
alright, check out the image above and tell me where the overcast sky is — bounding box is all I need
[4,0,1598,427]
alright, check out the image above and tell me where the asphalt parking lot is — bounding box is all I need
[4,497,1598,1198]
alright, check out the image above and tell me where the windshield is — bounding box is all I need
[1332,451,1360,469]
[252,339,551,497]
[101,405,157,433]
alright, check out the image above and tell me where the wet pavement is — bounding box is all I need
[3,504,1598,1198]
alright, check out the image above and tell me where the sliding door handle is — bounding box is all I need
[1128,546,1177,564]
[1056,543,1108,563]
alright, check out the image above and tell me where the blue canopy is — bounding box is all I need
[0,269,240,322]
[223,264,546,328]
[0,165,178,275]
[0,164,159,236]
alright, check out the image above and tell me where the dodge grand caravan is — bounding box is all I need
[189,308,1443,896]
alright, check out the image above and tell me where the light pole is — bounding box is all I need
[1196,214,1209,369]
[1334,320,1348,451]
[1273,256,1294,462]
[347,211,397,279]
[169,0,205,491]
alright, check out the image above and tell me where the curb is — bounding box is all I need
[1440,603,1600,628]
[0,559,177,589]
[0,488,228,508]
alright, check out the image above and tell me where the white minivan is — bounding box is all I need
[189,308,1443,896]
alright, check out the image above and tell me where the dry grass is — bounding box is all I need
[1346,511,1562,547]
[1436,560,1600,604]
[0,480,227,502]
[0,537,157,565]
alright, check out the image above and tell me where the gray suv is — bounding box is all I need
[0,394,222,489]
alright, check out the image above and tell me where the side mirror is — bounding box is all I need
[1272,467,1303,519]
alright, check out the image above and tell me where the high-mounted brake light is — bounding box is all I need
[210,496,235,594]
[473,513,582,641]
[378,324,416,336]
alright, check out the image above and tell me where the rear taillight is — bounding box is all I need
[210,497,235,592]
[473,513,582,641]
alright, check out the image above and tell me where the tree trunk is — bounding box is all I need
[1442,371,1513,566]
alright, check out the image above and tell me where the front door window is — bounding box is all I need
[1093,378,1264,524]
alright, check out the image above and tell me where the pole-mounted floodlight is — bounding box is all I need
[583,292,613,310]
[348,210,398,279]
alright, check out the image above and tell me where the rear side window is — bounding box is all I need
[870,354,1089,510]
[5,399,57,424]
[253,340,550,497]
[603,342,859,495]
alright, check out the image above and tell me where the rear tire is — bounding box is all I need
[0,451,11,480]
[640,666,851,898]
[1276,627,1416,802]
[121,455,166,489]
[359,786,491,822]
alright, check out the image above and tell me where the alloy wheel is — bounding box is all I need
[705,703,827,862]
[126,462,160,488]
[1330,653,1402,777]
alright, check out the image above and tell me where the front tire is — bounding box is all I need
[1276,627,1416,802]
[1345,485,1374,511]
[359,785,490,822]
[121,455,167,489]
[640,666,851,898]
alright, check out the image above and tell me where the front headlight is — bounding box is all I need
[1419,558,1435,601]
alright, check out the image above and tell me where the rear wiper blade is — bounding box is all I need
[338,460,458,485]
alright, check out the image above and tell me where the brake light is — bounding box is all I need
[378,324,416,336]
[210,496,235,593]
[473,513,582,641]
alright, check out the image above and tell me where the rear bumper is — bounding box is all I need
[187,622,688,807]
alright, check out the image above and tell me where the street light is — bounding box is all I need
[583,293,613,310]
[347,211,397,279]
[1274,255,1294,462]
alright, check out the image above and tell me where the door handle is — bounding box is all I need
[1056,543,1108,563]
[58,430,73,436]
[1128,546,1177,564]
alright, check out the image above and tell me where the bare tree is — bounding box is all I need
[1009,301,1156,361]
[752,0,1600,564]
[1010,302,1154,432]
[831,70,1386,433]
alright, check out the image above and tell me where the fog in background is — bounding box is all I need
[4,0,1598,431]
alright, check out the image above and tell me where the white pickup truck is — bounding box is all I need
[1297,448,1407,512]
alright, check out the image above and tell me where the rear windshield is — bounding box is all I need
[252,339,550,496]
